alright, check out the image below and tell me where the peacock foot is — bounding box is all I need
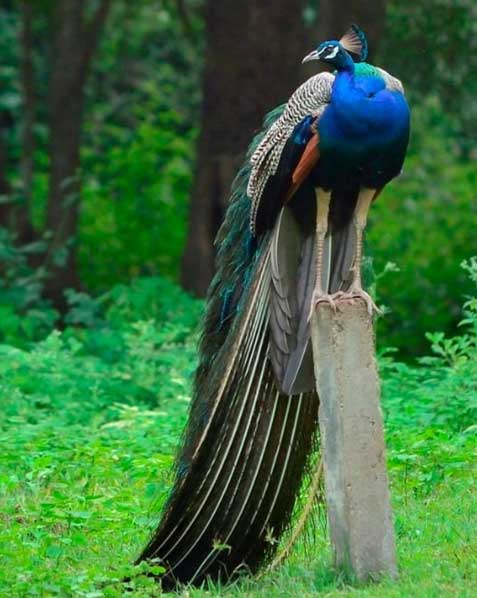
[336,287,382,316]
[308,289,345,320]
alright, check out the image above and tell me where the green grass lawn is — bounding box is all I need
[1,275,477,597]
[2,392,476,597]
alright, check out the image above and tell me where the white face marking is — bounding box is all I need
[327,45,340,59]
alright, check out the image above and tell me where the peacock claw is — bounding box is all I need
[336,288,382,316]
[308,290,345,320]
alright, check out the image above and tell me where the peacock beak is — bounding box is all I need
[302,49,321,64]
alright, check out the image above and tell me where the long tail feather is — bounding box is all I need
[138,107,319,589]
[137,104,363,588]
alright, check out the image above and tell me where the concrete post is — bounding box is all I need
[310,302,398,581]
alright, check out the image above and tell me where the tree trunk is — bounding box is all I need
[17,0,36,243]
[0,114,11,217]
[181,0,308,296]
[0,2,36,243]
[46,0,86,304]
[45,0,111,309]
[0,107,25,238]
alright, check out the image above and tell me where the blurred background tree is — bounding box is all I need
[1,0,113,310]
[0,0,475,357]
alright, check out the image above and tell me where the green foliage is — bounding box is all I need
[380,257,477,435]
[0,8,20,115]
[2,265,477,596]
[1,1,202,292]
[0,412,172,597]
[383,0,477,152]
[78,0,203,289]
[366,1,477,354]
[0,227,58,346]
[0,274,202,596]
[0,275,202,427]
[80,111,195,288]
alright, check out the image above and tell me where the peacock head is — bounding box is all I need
[302,25,368,69]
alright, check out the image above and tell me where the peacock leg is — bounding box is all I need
[339,187,381,315]
[309,188,336,317]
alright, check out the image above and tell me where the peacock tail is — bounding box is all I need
[137,106,323,589]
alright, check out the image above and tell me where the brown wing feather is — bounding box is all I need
[285,132,320,203]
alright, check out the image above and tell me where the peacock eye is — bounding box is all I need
[325,45,340,59]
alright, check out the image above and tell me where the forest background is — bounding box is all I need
[1,1,476,597]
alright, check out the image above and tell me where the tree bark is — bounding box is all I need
[45,0,111,309]
[17,0,36,243]
[0,2,36,242]
[0,107,26,239]
[181,0,309,296]
[0,115,11,214]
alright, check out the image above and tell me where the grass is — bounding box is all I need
[2,409,476,597]
[0,413,177,598]
[1,272,477,597]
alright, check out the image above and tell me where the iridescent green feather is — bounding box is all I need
[355,62,385,79]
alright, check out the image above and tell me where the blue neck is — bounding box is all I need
[332,56,356,101]
[333,52,355,74]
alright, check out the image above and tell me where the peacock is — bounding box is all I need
[137,25,410,590]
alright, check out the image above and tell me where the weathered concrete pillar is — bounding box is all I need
[310,302,397,581]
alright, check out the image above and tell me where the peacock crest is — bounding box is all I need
[340,24,368,62]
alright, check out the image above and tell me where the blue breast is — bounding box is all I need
[316,69,410,190]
